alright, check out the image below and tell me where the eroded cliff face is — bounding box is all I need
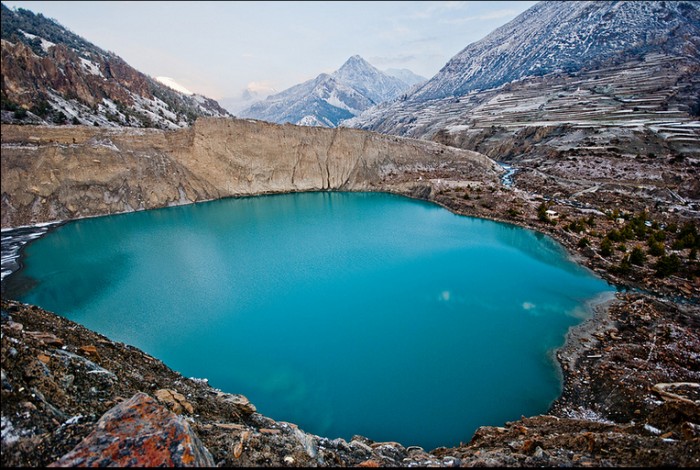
[1,118,501,228]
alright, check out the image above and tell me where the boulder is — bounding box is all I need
[50,392,214,467]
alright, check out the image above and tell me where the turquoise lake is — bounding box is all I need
[10,191,613,450]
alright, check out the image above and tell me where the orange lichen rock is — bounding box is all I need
[50,392,214,467]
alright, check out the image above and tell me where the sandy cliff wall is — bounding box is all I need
[1,118,500,228]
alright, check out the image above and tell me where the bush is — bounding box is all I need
[13,107,27,119]
[648,240,665,257]
[53,111,67,124]
[654,254,680,277]
[606,229,623,242]
[672,222,699,250]
[600,238,613,257]
[578,237,590,248]
[629,247,646,266]
[30,99,52,117]
[614,257,632,275]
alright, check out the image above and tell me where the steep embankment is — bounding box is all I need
[1,117,501,228]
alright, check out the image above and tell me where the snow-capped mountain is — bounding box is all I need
[1,3,231,128]
[332,55,409,104]
[348,0,700,134]
[414,0,699,101]
[238,55,416,127]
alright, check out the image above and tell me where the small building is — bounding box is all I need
[545,209,559,219]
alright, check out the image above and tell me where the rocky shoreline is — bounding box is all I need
[2,191,699,467]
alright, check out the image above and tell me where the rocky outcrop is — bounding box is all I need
[0,117,502,228]
[49,393,215,467]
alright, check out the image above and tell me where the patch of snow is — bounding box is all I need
[18,29,55,52]
[644,424,662,435]
[1,416,20,446]
[564,407,616,424]
[63,415,83,426]
[155,76,193,95]
[79,57,103,77]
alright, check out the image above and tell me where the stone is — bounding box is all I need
[358,459,381,467]
[216,391,256,414]
[37,354,51,364]
[25,330,63,346]
[49,392,214,467]
[154,388,194,414]
[78,345,99,359]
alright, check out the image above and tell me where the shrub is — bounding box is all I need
[578,237,590,249]
[629,247,646,266]
[672,222,699,250]
[648,240,665,257]
[600,238,613,257]
[607,229,622,242]
[614,257,632,275]
[13,107,27,119]
[654,254,680,277]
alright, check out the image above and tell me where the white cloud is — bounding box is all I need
[246,81,276,94]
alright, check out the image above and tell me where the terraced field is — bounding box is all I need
[350,54,699,220]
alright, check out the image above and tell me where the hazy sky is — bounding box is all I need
[4,1,538,101]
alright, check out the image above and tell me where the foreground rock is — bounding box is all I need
[2,294,698,467]
[50,393,214,467]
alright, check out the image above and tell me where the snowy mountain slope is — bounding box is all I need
[347,1,700,134]
[1,3,230,128]
[413,0,700,101]
[238,55,416,128]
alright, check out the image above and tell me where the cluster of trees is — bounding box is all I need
[596,211,698,278]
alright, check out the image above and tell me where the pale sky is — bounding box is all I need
[4,1,538,102]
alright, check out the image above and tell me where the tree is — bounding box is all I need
[600,238,613,257]
[13,107,27,119]
[648,240,665,257]
[654,254,680,277]
[629,247,646,266]
[53,111,67,124]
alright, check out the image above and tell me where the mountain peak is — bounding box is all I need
[238,56,419,128]
[343,54,368,65]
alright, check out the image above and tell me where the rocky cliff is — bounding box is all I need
[1,117,501,228]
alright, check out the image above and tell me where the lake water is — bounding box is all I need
[7,191,613,450]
